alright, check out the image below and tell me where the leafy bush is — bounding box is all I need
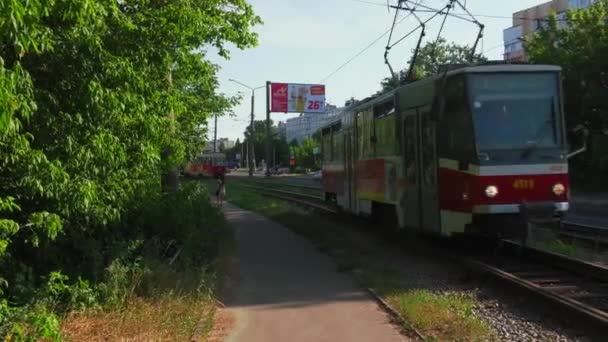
[0,1,259,339]
[1,182,228,340]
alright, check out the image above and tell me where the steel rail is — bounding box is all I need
[243,185,338,214]
[241,183,608,327]
[467,240,608,326]
[234,177,322,190]
[466,257,608,325]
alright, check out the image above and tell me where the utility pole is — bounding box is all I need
[249,91,255,176]
[228,79,265,177]
[265,81,271,177]
[162,66,179,193]
[213,113,218,153]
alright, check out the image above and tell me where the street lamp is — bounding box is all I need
[228,79,265,177]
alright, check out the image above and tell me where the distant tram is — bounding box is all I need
[184,152,227,178]
[321,64,571,237]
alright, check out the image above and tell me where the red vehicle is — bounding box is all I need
[184,152,227,178]
[321,64,582,237]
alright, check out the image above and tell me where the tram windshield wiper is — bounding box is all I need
[520,98,556,160]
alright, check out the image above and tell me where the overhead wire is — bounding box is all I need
[433,0,453,47]
[384,0,425,78]
[319,0,424,82]
[323,0,553,83]
[349,0,569,22]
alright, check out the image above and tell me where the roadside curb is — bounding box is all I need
[366,287,426,341]
[357,280,426,341]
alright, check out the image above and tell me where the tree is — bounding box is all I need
[224,138,240,161]
[527,2,608,132]
[293,138,320,170]
[243,119,291,167]
[379,38,487,93]
[526,0,608,186]
[0,0,261,316]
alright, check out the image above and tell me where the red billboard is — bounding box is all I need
[270,83,326,113]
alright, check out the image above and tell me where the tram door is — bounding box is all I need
[400,110,421,230]
[419,106,441,233]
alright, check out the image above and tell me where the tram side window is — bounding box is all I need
[357,109,374,159]
[375,115,397,157]
[322,131,332,162]
[333,131,344,161]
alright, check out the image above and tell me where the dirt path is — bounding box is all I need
[222,203,409,342]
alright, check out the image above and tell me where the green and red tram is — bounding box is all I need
[321,64,572,237]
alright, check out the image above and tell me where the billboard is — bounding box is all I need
[270,83,326,113]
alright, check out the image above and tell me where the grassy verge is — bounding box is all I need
[229,177,322,197]
[1,182,233,341]
[60,261,226,341]
[531,235,608,265]
[60,182,234,341]
[225,179,492,341]
[535,239,580,257]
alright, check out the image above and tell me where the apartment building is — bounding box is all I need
[286,104,343,144]
[503,0,598,62]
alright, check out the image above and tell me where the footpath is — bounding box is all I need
[221,203,408,342]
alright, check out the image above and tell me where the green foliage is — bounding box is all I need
[1,182,229,339]
[0,0,260,340]
[238,119,290,167]
[526,1,608,186]
[292,138,320,170]
[379,38,486,93]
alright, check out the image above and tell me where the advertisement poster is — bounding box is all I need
[270,83,326,113]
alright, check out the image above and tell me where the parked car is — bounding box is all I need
[312,170,322,181]
[270,166,290,175]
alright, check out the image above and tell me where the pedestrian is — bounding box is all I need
[216,173,226,207]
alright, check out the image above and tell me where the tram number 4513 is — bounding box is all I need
[307,101,322,110]
[513,179,535,190]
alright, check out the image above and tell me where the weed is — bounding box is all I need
[536,239,580,257]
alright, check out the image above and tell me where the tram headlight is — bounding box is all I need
[485,185,499,198]
[552,183,566,196]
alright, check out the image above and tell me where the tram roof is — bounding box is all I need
[320,63,562,132]
[446,63,561,75]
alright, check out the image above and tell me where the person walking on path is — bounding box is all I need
[215,173,226,207]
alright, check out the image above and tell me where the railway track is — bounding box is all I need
[467,241,608,326]
[558,220,608,249]
[236,177,322,191]
[241,185,337,214]
[247,185,608,328]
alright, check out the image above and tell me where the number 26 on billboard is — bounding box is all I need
[307,100,322,110]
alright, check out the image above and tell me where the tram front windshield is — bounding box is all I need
[468,73,563,153]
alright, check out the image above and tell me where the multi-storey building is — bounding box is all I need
[286,104,344,144]
[204,137,234,153]
[277,121,287,138]
[503,0,598,62]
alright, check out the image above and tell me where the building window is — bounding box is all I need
[569,0,596,9]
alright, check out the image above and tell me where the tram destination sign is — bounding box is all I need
[270,82,326,113]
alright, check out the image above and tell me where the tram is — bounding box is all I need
[184,152,227,178]
[321,63,572,237]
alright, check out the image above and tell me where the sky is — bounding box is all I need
[209,0,550,142]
